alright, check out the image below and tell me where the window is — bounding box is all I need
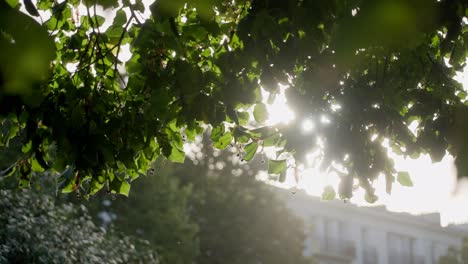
[387,233,415,264]
[303,216,317,257]
[324,218,342,253]
[362,228,378,264]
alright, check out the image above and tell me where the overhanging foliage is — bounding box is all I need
[0,0,467,199]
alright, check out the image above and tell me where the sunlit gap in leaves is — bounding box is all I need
[264,66,468,227]
[257,84,342,197]
[261,84,295,125]
[258,84,342,196]
[343,64,468,226]
[32,0,152,76]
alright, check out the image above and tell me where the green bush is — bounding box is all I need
[0,189,158,264]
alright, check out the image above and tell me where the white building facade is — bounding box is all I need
[276,189,467,264]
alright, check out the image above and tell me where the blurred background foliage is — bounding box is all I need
[0,141,313,263]
[0,185,159,263]
[87,141,312,264]
[438,237,468,264]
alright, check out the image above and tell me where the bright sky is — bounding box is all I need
[264,69,468,227]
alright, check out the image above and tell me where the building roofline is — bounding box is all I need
[274,187,468,237]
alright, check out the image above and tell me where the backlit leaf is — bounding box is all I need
[113,9,127,27]
[110,178,131,196]
[322,185,336,200]
[397,171,413,187]
[243,141,258,161]
[268,159,287,175]
[213,132,232,150]
[169,142,185,163]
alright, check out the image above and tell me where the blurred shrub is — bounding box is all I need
[0,189,159,264]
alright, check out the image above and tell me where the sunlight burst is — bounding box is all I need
[262,85,295,125]
[301,119,315,133]
[263,67,468,225]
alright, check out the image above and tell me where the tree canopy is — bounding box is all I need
[1,0,468,199]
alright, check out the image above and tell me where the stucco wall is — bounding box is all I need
[275,188,467,264]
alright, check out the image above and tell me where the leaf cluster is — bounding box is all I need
[0,0,468,199]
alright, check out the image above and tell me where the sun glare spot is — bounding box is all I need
[408,120,419,136]
[301,119,315,133]
[65,62,79,73]
[270,62,468,225]
[262,85,295,125]
[320,115,331,124]
[331,103,342,111]
[454,64,468,92]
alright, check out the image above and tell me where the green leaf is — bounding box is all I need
[457,91,467,100]
[230,33,242,49]
[5,0,19,8]
[110,178,131,196]
[183,25,209,41]
[21,140,32,154]
[106,25,124,40]
[58,165,75,193]
[321,185,336,200]
[268,159,287,174]
[233,128,250,144]
[133,0,144,12]
[185,125,203,141]
[213,132,232,150]
[94,15,106,27]
[397,171,413,187]
[89,179,104,195]
[211,125,225,142]
[31,158,45,172]
[84,0,118,8]
[263,133,281,147]
[248,126,276,139]
[175,60,202,97]
[365,192,378,203]
[169,142,185,163]
[37,0,53,10]
[113,9,127,27]
[243,141,258,161]
[253,103,268,123]
[237,111,250,126]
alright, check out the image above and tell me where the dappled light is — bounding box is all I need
[2,0,468,263]
[259,54,468,226]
